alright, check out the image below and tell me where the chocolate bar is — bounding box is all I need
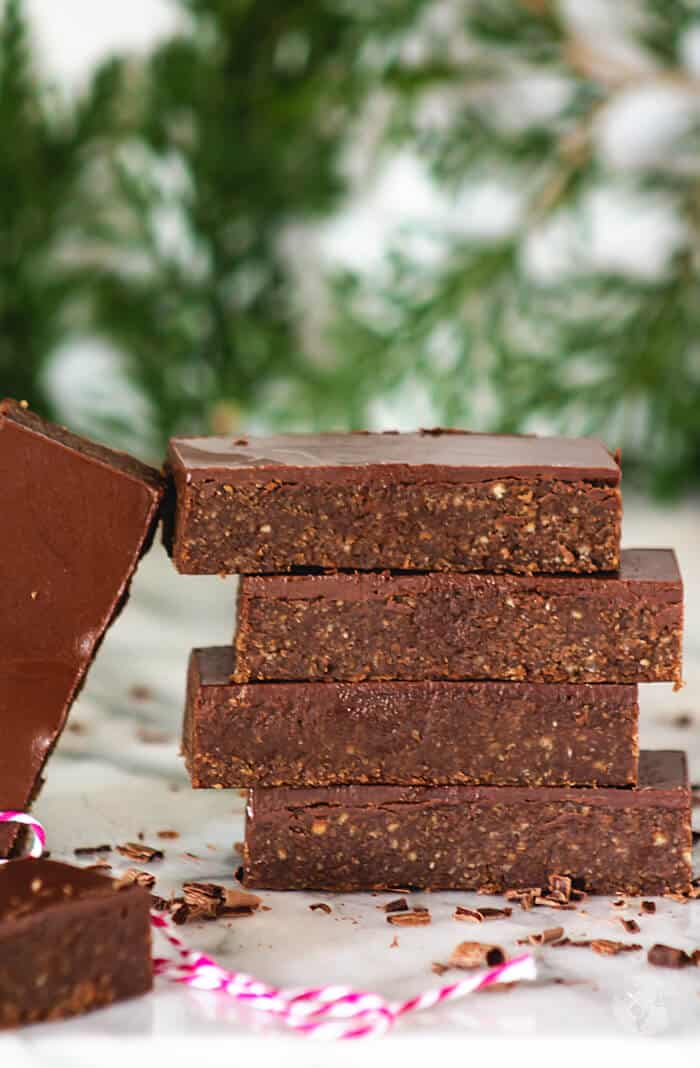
[184,648,639,787]
[165,430,621,575]
[233,549,682,684]
[0,858,152,1027]
[0,399,164,856]
[242,751,692,895]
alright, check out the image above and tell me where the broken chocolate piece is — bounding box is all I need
[0,858,151,1028]
[0,399,164,856]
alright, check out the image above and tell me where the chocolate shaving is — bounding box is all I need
[591,939,642,956]
[454,905,512,923]
[453,906,483,924]
[387,910,431,927]
[431,962,448,976]
[648,944,692,969]
[449,941,505,969]
[157,830,179,840]
[116,842,163,862]
[640,900,656,914]
[618,917,641,934]
[382,898,409,914]
[222,888,262,915]
[309,902,332,914]
[663,892,689,903]
[74,844,111,856]
[116,868,156,890]
[611,898,627,909]
[150,894,169,911]
[518,926,564,946]
[548,874,572,901]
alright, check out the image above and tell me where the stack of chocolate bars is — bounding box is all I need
[168,431,692,897]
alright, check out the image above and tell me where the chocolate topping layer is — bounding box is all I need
[169,430,620,484]
[0,858,138,921]
[0,399,164,855]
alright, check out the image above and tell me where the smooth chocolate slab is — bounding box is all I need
[166,430,621,574]
[233,549,683,684]
[185,647,639,787]
[243,751,692,894]
[0,858,152,1027]
[0,399,164,856]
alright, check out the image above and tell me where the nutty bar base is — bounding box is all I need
[0,859,152,1028]
[243,751,692,895]
[234,549,683,684]
[185,648,639,787]
[166,430,621,575]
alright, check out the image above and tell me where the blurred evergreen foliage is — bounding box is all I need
[1,0,700,492]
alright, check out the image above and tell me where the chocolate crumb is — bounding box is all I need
[136,726,171,744]
[449,942,505,969]
[672,712,693,728]
[150,894,169,911]
[116,842,163,862]
[157,830,179,840]
[67,720,88,735]
[648,944,691,969]
[390,936,399,948]
[309,902,332,914]
[234,841,244,854]
[640,900,656,914]
[387,910,431,927]
[74,844,111,856]
[129,684,153,701]
[611,899,627,908]
[431,962,448,975]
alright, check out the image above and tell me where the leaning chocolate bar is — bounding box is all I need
[0,859,152,1028]
[185,648,639,787]
[233,549,682,684]
[242,751,692,895]
[165,430,621,575]
[0,399,164,857]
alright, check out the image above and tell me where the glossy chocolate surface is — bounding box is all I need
[169,430,620,485]
[0,400,163,854]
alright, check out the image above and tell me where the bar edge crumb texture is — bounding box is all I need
[233,549,683,685]
[0,858,152,1028]
[166,430,621,575]
[184,648,639,787]
[242,751,692,895]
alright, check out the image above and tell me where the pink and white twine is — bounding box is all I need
[1,811,536,1039]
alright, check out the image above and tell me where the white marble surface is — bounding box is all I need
[2,495,700,1066]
